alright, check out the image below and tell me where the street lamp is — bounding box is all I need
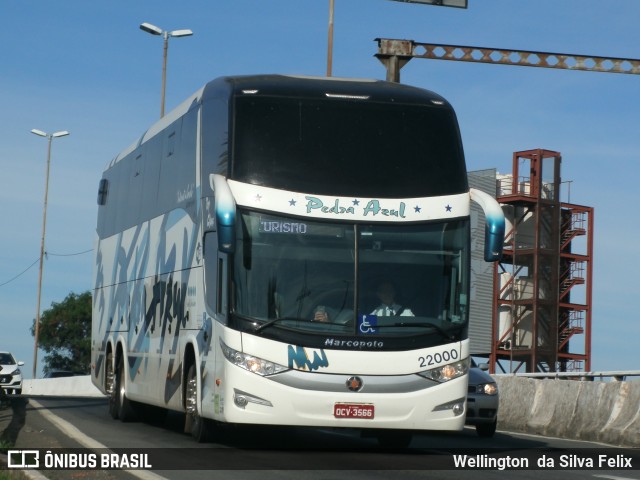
[327,0,335,76]
[140,22,193,118]
[30,128,69,378]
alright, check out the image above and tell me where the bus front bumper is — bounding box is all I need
[208,368,468,431]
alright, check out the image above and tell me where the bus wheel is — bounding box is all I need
[113,356,136,422]
[106,353,118,419]
[185,364,212,442]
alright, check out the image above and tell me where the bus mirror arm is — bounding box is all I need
[210,174,236,253]
[470,188,505,262]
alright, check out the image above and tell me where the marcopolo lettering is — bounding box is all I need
[324,338,384,349]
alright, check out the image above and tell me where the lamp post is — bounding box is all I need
[327,0,335,76]
[140,22,193,118]
[30,129,69,379]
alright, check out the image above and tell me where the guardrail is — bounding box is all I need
[21,376,104,397]
[494,374,640,446]
[496,370,640,382]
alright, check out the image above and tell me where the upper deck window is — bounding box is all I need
[231,96,467,198]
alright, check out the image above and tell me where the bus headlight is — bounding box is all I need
[220,340,288,376]
[417,357,469,383]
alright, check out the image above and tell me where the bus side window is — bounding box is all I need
[204,232,218,314]
[204,232,228,321]
[217,256,228,315]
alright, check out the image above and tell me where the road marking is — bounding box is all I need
[594,475,638,480]
[30,399,167,480]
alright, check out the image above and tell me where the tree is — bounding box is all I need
[30,291,91,376]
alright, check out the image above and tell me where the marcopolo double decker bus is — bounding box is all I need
[91,74,504,446]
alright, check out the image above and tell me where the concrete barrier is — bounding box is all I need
[495,376,640,447]
[22,376,104,398]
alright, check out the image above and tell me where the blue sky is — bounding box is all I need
[1,0,638,377]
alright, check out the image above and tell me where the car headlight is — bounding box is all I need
[220,340,288,376]
[418,357,469,383]
[474,382,498,395]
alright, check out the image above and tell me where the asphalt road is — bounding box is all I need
[2,396,639,480]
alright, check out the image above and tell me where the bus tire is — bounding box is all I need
[185,364,212,442]
[107,352,118,419]
[113,355,136,422]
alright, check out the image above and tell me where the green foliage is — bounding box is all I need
[0,468,27,479]
[30,291,91,376]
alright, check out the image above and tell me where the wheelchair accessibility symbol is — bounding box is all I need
[358,315,379,334]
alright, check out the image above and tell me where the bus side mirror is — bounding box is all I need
[470,188,505,262]
[210,174,236,253]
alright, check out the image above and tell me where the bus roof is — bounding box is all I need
[202,74,450,107]
[106,74,453,170]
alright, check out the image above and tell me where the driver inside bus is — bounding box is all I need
[370,281,414,317]
[313,280,413,322]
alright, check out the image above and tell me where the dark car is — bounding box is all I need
[466,360,499,437]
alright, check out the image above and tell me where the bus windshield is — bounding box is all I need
[232,211,469,338]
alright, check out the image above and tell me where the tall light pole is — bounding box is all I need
[140,22,193,118]
[327,0,335,76]
[30,129,69,378]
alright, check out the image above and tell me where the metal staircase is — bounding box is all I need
[490,149,593,374]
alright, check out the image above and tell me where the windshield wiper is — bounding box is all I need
[254,317,312,333]
[377,322,463,341]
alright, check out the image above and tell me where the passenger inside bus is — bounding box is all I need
[312,304,353,324]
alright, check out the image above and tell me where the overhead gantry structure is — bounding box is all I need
[373,37,638,373]
[375,38,640,82]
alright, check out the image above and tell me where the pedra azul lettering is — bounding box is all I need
[305,196,406,218]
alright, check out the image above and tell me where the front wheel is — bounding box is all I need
[184,364,213,442]
[476,419,497,437]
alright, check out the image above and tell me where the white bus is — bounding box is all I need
[91,74,505,446]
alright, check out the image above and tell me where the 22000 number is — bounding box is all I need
[418,348,459,368]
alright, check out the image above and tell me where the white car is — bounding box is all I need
[0,351,24,395]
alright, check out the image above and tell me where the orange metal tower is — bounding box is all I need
[490,149,593,373]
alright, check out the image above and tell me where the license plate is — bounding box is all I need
[334,403,375,419]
